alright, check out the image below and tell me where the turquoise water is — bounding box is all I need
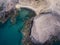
[1,7,60,45]
[0,8,36,45]
[53,41,60,45]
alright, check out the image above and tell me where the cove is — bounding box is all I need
[0,8,36,45]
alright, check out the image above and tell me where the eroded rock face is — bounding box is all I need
[18,0,60,15]
[30,12,60,44]
[0,0,18,11]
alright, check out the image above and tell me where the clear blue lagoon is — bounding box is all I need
[0,8,36,45]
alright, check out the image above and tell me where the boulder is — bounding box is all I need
[30,12,60,44]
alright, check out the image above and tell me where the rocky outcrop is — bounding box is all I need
[17,0,60,15]
[30,12,60,44]
[0,0,18,23]
[17,0,50,15]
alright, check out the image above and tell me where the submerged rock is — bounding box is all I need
[30,12,60,44]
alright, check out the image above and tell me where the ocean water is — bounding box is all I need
[0,8,36,45]
[1,7,60,45]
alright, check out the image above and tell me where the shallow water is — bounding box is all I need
[0,7,60,45]
[0,8,35,45]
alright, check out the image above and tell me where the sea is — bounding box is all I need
[0,8,35,45]
[0,7,60,45]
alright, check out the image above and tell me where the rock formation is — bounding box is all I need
[27,0,60,44]
[0,0,60,45]
[30,12,60,44]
